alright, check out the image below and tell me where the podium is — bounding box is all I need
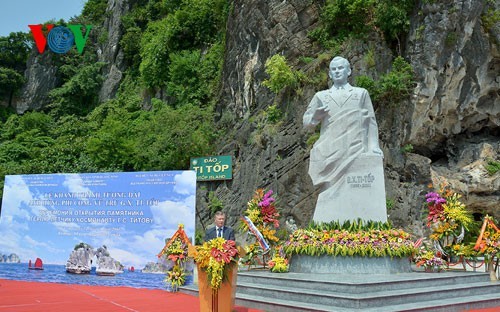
[197,263,237,312]
[188,244,240,312]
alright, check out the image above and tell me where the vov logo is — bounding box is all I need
[29,24,92,54]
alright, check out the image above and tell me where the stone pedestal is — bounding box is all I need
[289,254,412,274]
[313,155,387,223]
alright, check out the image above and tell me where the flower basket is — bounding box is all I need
[415,249,447,273]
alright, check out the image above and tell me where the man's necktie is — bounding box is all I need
[217,228,222,238]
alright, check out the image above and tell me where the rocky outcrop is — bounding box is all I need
[10,0,129,112]
[95,245,123,275]
[66,244,95,274]
[407,1,499,152]
[401,0,500,221]
[11,51,59,113]
[5,0,498,235]
[205,0,499,236]
[0,253,21,263]
[141,262,170,274]
[209,0,323,231]
[430,136,500,215]
[219,0,320,119]
[66,244,124,275]
[97,0,129,102]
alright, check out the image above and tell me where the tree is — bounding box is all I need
[132,102,216,170]
[47,62,104,117]
[0,67,25,100]
[0,32,31,72]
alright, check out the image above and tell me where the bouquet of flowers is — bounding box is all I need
[244,189,280,230]
[415,249,447,271]
[268,254,289,273]
[166,264,186,291]
[164,237,188,263]
[424,185,474,259]
[194,238,239,290]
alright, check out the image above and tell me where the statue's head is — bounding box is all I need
[329,56,351,86]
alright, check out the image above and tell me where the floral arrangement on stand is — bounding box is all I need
[424,185,474,261]
[157,224,191,292]
[474,215,500,259]
[474,215,500,280]
[193,238,239,290]
[239,188,283,270]
[282,223,416,258]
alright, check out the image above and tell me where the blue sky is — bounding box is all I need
[0,1,86,37]
[0,171,196,268]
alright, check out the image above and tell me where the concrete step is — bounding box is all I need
[235,292,500,312]
[236,270,492,294]
[365,293,500,312]
[236,280,500,309]
[179,269,500,311]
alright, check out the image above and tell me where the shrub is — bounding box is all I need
[262,54,299,94]
[376,56,414,106]
[401,144,414,154]
[265,104,282,123]
[354,75,377,99]
[208,191,224,215]
[309,0,415,48]
[485,160,500,175]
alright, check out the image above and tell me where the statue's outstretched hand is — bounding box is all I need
[314,105,329,120]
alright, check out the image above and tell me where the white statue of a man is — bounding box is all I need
[303,56,387,223]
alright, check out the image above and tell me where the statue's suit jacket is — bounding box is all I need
[303,84,381,188]
[204,226,236,241]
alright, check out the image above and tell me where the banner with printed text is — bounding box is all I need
[0,171,196,274]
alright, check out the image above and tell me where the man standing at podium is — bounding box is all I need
[204,211,236,241]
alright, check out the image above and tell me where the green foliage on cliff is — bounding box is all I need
[47,62,104,117]
[138,0,228,90]
[486,160,500,176]
[0,67,25,98]
[0,32,31,98]
[355,56,415,106]
[262,54,300,94]
[309,0,415,48]
[0,0,230,205]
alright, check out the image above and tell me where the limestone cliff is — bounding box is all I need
[7,0,499,235]
[206,0,499,235]
[11,51,59,113]
[97,0,129,102]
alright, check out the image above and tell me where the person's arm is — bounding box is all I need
[227,227,236,241]
[303,94,328,131]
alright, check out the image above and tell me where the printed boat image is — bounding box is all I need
[28,258,44,270]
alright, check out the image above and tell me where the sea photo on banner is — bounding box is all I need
[0,170,196,288]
